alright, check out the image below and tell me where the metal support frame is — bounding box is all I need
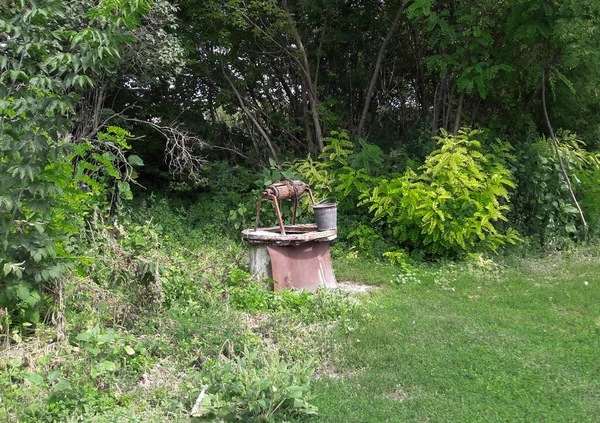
[254,181,316,235]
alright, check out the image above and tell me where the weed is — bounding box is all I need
[193,345,318,422]
[228,281,362,324]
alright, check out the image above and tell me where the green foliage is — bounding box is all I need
[383,249,416,273]
[292,131,377,211]
[196,346,318,422]
[119,0,186,81]
[0,323,154,422]
[0,125,142,330]
[346,223,391,259]
[227,270,361,323]
[512,130,600,243]
[406,0,514,99]
[74,324,150,378]
[257,158,299,187]
[0,0,150,331]
[73,126,143,203]
[350,139,385,176]
[229,280,272,313]
[292,131,403,259]
[2,3,600,419]
[362,129,520,256]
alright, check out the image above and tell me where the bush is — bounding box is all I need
[292,131,395,257]
[0,0,149,332]
[511,130,600,244]
[361,129,521,256]
[292,131,380,213]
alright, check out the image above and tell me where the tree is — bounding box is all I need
[0,0,153,328]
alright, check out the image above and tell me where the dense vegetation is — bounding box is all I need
[1,0,600,421]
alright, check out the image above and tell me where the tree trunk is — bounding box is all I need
[470,97,482,126]
[357,2,406,139]
[453,91,465,135]
[277,75,298,117]
[281,0,324,153]
[301,86,316,154]
[224,73,279,163]
[431,80,441,135]
[413,29,428,120]
[292,30,324,153]
[443,79,454,130]
[74,83,107,143]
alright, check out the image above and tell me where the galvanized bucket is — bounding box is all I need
[313,202,337,231]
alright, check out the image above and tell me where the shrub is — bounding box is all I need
[511,130,600,243]
[292,131,392,257]
[0,0,148,331]
[291,131,379,212]
[361,129,521,256]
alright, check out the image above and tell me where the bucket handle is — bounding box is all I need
[314,197,337,206]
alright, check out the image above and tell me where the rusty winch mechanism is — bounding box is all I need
[254,179,316,234]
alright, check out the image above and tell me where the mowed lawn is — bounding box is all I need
[312,254,600,422]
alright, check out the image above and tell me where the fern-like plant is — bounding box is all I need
[291,131,375,210]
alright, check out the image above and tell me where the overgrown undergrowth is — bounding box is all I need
[0,196,363,422]
[2,195,599,422]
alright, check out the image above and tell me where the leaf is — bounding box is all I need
[76,330,94,342]
[47,266,63,279]
[16,283,32,301]
[127,154,144,167]
[47,370,60,383]
[24,373,45,386]
[97,333,116,343]
[86,346,101,356]
[117,181,133,200]
[53,380,72,392]
[286,386,304,399]
[100,360,117,372]
[124,345,135,355]
[25,290,41,307]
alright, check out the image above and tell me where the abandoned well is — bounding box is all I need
[242,224,337,292]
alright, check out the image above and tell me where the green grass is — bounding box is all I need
[311,252,600,422]
[333,257,398,286]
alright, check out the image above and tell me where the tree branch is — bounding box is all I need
[358,1,405,138]
[222,71,279,163]
[127,118,207,182]
[541,69,587,227]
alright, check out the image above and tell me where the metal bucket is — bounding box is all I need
[313,202,337,231]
